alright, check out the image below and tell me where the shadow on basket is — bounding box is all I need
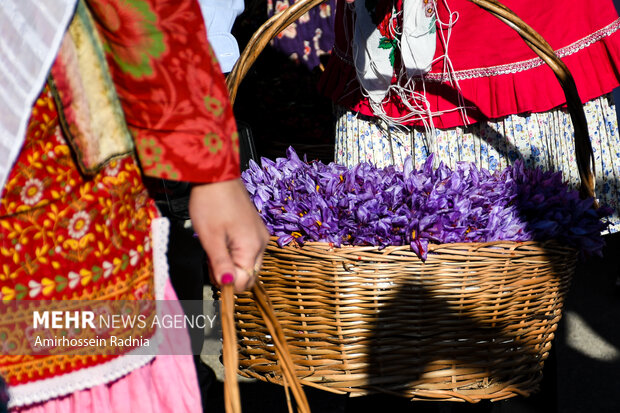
[363,241,573,402]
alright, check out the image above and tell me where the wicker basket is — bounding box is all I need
[224,0,596,403]
[234,240,575,402]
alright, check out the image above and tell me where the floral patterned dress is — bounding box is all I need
[0,0,239,410]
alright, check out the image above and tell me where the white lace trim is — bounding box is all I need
[7,217,171,408]
[7,353,154,408]
[424,18,620,81]
[151,216,170,300]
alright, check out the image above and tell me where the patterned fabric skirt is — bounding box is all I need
[335,94,620,233]
[0,85,201,411]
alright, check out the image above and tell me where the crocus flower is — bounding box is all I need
[240,147,610,260]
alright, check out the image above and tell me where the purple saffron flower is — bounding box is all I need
[240,147,611,260]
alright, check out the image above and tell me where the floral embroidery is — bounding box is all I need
[67,210,92,239]
[104,160,121,176]
[424,0,437,34]
[20,178,44,206]
[0,85,158,392]
[1,86,157,299]
[1,255,144,300]
[369,0,401,67]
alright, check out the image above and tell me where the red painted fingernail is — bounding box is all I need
[221,273,234,285]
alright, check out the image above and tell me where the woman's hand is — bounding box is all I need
[189,179,269,293]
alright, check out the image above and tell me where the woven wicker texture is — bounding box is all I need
[222,0,595,405]
[234,240,576,402]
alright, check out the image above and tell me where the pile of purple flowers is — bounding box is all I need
[242,148,610,259]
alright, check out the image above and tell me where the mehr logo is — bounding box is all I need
[33,311,96,329]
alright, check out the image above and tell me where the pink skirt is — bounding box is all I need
[10,280,203,413]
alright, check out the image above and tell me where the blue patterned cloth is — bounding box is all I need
[335,94,620,233]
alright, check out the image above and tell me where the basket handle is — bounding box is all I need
[220,282,311,413]
[221,284,242,413]
[225,0,596,200]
